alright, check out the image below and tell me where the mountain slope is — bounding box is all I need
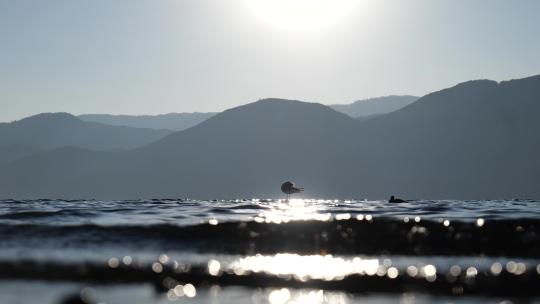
[1,75,539,199]
[0,113,173,151]
[330,95,418,118]
[0,145,42,167]
[132,99,359,198]
[0,99,357,198]
[79,112,216,131]
[334,76,540,198]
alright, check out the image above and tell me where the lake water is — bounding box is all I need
[1,199,539,303]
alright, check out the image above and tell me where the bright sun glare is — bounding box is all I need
[245,0,360,31]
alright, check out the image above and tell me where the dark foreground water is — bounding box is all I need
[1,199,539,303]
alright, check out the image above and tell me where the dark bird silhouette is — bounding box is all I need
[389,195,406,203]
[281,181,304,201]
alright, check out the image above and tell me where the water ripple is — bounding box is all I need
[0,199,539,226]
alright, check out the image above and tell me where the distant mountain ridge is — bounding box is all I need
[79,112,216,131]
[0,113,172,150]
[78,96,416,130]
[0,113,172,165]
[1,75,539,199]
[330,95,419,118]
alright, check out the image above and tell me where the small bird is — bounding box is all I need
[281,181,304,201]
[389,195,406,203]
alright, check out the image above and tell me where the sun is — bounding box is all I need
[245,0,360,31]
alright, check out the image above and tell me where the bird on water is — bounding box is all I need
[389,195,406,203]
[281,181,304,201]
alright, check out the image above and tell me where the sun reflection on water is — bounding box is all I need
[256,199,337,223]
[230,254,380,281]
[266,288,349,304]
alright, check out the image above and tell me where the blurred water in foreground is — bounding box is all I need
[0,199,539,303]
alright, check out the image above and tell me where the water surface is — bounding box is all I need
[1,199,539,303]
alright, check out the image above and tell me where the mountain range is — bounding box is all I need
[0,75,539,199]
[76,96,417,131]
[330,95,419,118]
[78,112,216,131]
[0,113,172,166]
[0,96,410,167]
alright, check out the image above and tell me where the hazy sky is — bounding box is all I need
[1,0,539,122]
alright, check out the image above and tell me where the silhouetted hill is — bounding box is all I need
[148,98,355,151]
[332,76,540,198]
[135,99,358,198]
[1,75,539,199]
[79,112,216,131]
[0,113,172,151]
[330,95,418,117]
[0,99,357,198]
